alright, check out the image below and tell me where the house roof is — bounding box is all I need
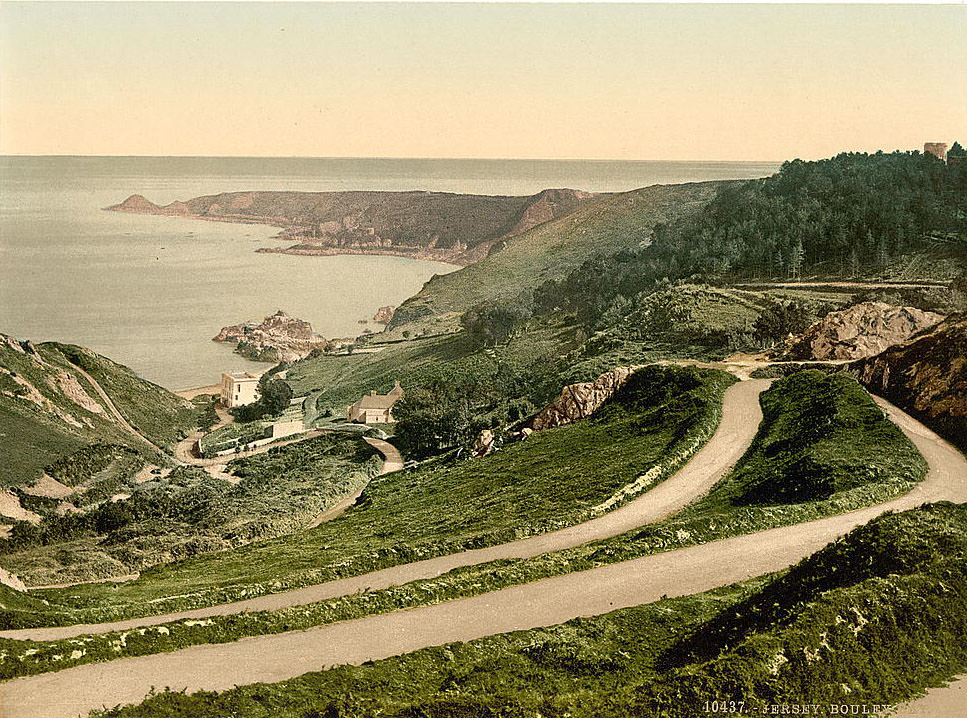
[355,393,399,410]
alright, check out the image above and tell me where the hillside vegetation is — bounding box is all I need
[0,337,197,488]
[8,366,732,625]
[89,503,967,718]
[0,434,380,587]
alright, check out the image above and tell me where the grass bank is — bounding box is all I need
[2,366,732,628]
[84,504,967,718]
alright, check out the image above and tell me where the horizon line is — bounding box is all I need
[0,153,795,164]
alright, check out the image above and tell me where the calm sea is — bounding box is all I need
[0,156,779,389]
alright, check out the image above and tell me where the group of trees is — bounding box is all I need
[647,149,967,281]
[231,373,294,422]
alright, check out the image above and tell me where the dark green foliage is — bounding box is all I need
[649,151,967,281]
[460,298,533,347]
[232,376,294,422]
[43,443,140,487]
[712,372,924,506]
[393,381,486,459]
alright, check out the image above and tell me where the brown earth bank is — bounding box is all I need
[106,188,602,266]
[852,313,967,452]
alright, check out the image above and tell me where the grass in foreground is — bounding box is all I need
[0,370,926,678]
[3,366,732,627]
[86,503,967,718]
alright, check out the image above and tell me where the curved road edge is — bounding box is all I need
[0,379,768,641]
[1,393,965,718]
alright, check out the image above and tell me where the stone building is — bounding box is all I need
[924,142,948,161]
[220,371,260,408]
[348,381,404,423]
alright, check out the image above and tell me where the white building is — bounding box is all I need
[220,371,260,408]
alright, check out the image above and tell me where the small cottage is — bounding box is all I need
[348,381,404,423]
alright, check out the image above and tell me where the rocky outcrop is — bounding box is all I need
[852,313,967,451]
[0,566,26,592]
[213,310,328,362]
[530,366,637,431]
[373,306,395,324]
[781,302,944,361]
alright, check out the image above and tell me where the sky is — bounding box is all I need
[0,2,965,161]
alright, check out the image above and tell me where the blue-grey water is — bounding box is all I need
[0,156,779,388]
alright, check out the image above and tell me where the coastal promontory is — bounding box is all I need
[213,310,328,362]
[105,188,600,265]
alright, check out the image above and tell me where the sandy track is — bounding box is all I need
[892,674,967,717]
[2,379,767,642]
[1,395,963,718]
[4,388,965,718]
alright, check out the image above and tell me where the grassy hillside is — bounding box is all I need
[10,366,732,625]
[0,370,931,677]
[89,504,967,718]
[0,433,380,586]
[39,343,197,449]
[388,181,724,332]
[0,336,186,488]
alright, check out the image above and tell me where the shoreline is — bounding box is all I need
[107,205,470,267]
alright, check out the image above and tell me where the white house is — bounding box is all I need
[220,371,260,408]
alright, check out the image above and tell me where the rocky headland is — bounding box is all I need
[779,301,945,361]
[213,310,328,362]
[106,188,600,266]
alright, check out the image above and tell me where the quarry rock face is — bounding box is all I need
[531,366,637,431]
[782,301,944,361]
[853,313,967,451]
[213,310,328,362]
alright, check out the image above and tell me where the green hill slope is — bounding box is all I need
[388,181,724,332]
[0,335,198,488]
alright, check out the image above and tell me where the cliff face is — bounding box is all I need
[781,301,944,361]
[213,310,328,362]
[106,188,601,266]
[530,366,637,431]
[852,314,967,451]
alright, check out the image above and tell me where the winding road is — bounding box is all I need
[2,385,965,718]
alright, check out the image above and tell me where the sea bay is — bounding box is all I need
[0,156,779,388]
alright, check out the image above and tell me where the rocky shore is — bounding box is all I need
[213,310,328,362]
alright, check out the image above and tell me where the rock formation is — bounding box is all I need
[781,302,944,361]
[852,313,967,452]
[530,366,637,431]
[213,310,328,362]
[373,306,395,324]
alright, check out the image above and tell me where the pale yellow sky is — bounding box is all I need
[1,2,965,160]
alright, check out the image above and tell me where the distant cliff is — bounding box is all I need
[107,188,601,266]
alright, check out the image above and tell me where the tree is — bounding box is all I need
[393,381,485,459]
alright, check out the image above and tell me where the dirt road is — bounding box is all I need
[2,394,963,718]
[305,437,403,529]
[3,379,768,642]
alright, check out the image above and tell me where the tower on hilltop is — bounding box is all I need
[924,142,949,161]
